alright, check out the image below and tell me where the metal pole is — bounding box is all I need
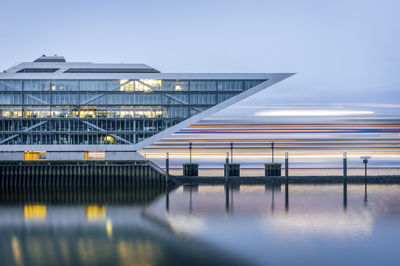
[225,182,230,212]
[364,159,368,177]
[166,152,169,183]
[189,142,192,164]
[285,179,289,212]
[230,142,233,164]
[271,142,275,163]
[285,152,289,178]
[343,152,348,211]
[363,158,368,186]
[225,152,230,178]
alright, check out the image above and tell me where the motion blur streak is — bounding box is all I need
[255,110,374,116]
[141,105,400,175]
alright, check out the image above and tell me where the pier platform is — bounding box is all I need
[172,175,400,185]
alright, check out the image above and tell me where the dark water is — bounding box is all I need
[1,183,399,266]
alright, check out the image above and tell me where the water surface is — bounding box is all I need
[1,183,399,265]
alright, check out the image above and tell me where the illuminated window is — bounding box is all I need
[135,79,161,92]
[120,79,134,92]
[85,205,106,220]
[163,80,189,91]
[84,151,105,160]
[24,151,46,161]
[103,136,114,144]
[24,205,47,220]
[135,106,165,118]
[1,108,22,118]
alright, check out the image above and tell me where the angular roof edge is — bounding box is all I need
[134,73,294,150]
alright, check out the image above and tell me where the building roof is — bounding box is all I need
[4,55,160,74]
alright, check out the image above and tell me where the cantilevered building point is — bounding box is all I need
[0,55,293,163]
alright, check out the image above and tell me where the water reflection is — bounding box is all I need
[148,183,400,266]
[0,184,248,266]
[343,179,347,211]
[0,183,167,205]
[1,180,399,266]
[160,182,376,218]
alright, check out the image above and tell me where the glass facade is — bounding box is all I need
[0,79,265,145]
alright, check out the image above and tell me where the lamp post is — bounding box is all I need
[225,152,230,179]
[189,142,192,164]
[165,152,169,182]
[230,142,233,164]
[271,142,275,163]
[285,152,289,178]
[360,156,371,179]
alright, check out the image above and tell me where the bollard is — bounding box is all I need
[184,143,198,176]
[265,163,281,176]
[183,163,198,176]
[225,163,240,177]
[265,142,281,177]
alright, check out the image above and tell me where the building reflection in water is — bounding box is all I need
[3,180,392,266]
[0,183,247,266]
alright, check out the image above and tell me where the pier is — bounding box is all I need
[0,161,171,188]
[170,175,400,185]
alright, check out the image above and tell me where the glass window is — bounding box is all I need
[107,80,121,91]
[190,80,217,91]
[167,106,189,118]
[135,93,162,105]
[51,92,80,105]
[0,92,22,104]
[217,80,243,91]
[135,106,165,118]
[218,93,237,103]
[244,80,265,90]
[51,80,79,91]
[119,79,134,92]
[23,106,50,118]
[162,93,189,105]
[0,106,22,118]
[135,79,162,92]
[23,80,51,91]
[0,80,22,91]
[163,80,189,91]
[190,93,216,105]
[79,80,108,91]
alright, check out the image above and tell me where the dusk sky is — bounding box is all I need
[1,0,399,112]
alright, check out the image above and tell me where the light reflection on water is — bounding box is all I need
[147,183,400,266]
[0,186,249,266]
[0,183,400,265]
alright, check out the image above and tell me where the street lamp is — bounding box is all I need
[271,142,275,163]
[360,156,371,177]
[189,142,192,164]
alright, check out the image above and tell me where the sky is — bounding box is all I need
[0,0,399,109]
